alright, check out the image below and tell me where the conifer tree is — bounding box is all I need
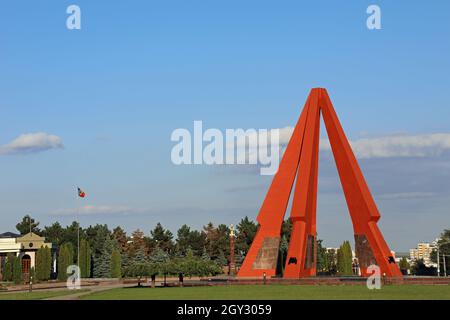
[35,246,52,281]
[337,241,353,275]
[201,247,210,261]
[316,239,327,272]
[12,256,23,284]
[149,245,169,263]
[79,239,92,278]
[57,244,66,281]
[44,246,52,280]
[217,250,228,267]
[93,236,116,278]
[58,243,74,281]
[35,247,44,280]
[110,248,122,278]
[120,251,131,272]
[134,246,148,263]
[278,235,289,274]
[4,253,14,282]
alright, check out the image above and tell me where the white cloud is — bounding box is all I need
[277,127,450,159]
[346,134,450,159]
[0,132,63,155]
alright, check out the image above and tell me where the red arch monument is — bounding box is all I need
[237,88,402,279]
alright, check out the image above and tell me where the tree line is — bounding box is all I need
[11,215,259,281]
[2,254,24,284]
[9,215,447,281]
[13,215,356,280]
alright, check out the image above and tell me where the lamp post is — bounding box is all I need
[443,254,447,277]
[77,221,80,271]
[436,239,450,277]
[229,224,236,276]
[28,215,32,287]
[437,247,440,276]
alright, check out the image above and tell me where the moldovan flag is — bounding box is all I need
[77,187,86,198]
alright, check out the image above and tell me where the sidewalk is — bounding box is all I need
[45,282,133,300]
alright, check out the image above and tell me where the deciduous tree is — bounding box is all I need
[430,229,450,276]
[412,259,437,276]
[112,226,128,253]
[399,257,410,275]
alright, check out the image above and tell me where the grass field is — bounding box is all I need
[0,289,88,300]
[81,285,450,300]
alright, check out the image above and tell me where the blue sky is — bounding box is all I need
[1,1,449,251]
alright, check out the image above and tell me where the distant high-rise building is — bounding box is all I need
[409,242,436,266]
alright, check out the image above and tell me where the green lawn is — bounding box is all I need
[0,289,89,300]
[81,285,450,300]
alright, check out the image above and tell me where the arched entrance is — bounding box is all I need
[22,254,31,276]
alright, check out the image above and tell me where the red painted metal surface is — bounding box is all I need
[237,88,402,278]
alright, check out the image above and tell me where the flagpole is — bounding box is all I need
[77,218,80,269]
[77,187,80,271]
